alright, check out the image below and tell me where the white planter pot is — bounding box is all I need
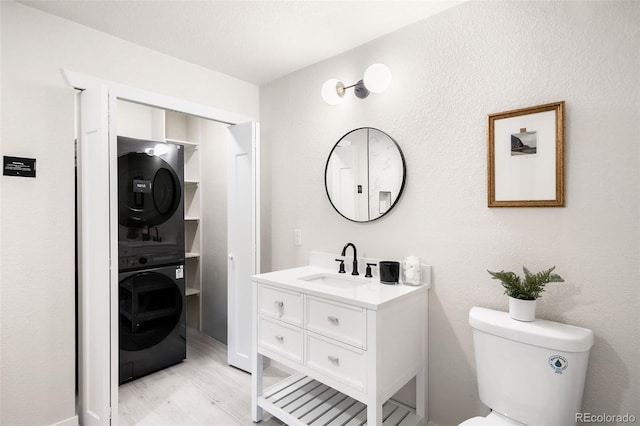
[509,297,537,321]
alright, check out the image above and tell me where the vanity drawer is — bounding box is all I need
[258,316,303,364]
[305,296,366,349]
[258,284,302,326]
[305,332,366,392]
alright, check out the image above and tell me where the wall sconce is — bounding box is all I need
[321,63,392,105]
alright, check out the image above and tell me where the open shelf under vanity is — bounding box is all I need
[259,373,422,426]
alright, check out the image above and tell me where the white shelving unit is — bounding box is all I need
[117,100,203,329]
[166,111,202,329]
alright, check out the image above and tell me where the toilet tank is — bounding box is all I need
[469,307,594,426]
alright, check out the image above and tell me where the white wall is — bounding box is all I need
[0,2,258,424]
[260,1,639,425]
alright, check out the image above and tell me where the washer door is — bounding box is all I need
[118,152,182,228]
[119,271,183,351]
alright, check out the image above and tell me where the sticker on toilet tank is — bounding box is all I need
[549,355,568,374]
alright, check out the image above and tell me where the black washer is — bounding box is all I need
[118,264,186,384]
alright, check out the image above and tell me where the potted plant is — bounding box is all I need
[487,266,564,321]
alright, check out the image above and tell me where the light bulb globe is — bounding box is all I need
[321,79,344,105]
[363,63,391,94]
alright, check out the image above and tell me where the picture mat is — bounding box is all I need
[494,110,556,201]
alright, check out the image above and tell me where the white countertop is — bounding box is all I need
[252,265,428,310]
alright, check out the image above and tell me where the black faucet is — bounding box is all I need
[341,243,359,276]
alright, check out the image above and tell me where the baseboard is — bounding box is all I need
[50,415,79,426]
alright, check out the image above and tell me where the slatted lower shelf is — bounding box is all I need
[258,374,422,426]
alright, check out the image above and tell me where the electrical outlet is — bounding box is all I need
[294,229,302,246]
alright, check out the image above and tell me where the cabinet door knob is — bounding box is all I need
[275,335,284,343]
[228,254,234,260]
[327,355,340,365]
[327,316,339,325]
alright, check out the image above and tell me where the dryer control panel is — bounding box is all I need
[119,252,184,271]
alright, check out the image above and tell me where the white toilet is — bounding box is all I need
[460,307,594,426]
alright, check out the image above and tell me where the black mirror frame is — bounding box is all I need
[324,127,406,223]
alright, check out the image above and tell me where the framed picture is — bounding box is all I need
[488,101,565,207]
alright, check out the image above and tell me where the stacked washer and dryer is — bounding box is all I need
[117,136,187,384]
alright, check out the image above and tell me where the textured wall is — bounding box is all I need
[0,2,258,424]
[260,1,639,424]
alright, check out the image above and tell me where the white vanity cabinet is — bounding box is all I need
[251,266,428,426]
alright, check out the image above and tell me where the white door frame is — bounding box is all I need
[65,69,260,425]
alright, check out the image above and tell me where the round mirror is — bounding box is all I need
[325,128,406,222]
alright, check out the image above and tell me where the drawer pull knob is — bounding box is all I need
[328,316,340,325]
[274,300,284,317]
[275,335,284,343]
[328,355,340,365]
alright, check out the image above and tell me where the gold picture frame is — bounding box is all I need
[488,101,565,207]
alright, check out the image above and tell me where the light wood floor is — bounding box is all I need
[118,327,287,426]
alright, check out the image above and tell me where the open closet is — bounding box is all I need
[73,73,258,425]
[116,101,223,333]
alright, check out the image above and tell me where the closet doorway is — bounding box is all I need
[70,70,259,426]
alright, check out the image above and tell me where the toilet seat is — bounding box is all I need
[459,411,525,425]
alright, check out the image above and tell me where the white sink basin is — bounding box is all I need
[298,273,370,288]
